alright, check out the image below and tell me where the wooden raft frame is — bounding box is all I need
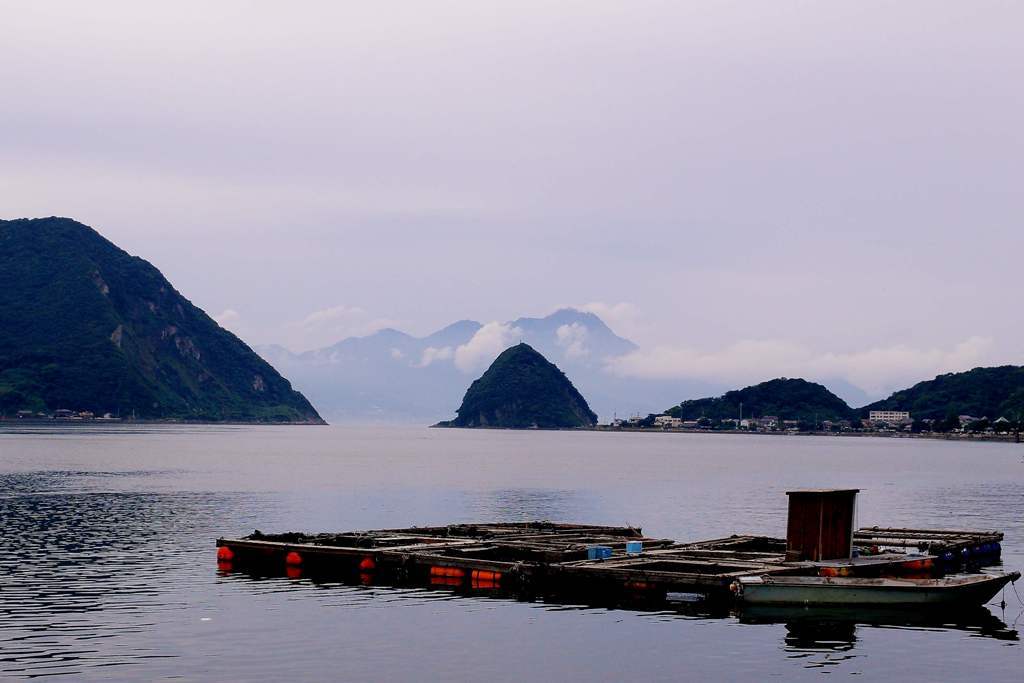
[216,521,1004,601]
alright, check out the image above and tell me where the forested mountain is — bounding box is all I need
[862,366,1024,421]
[437,344,597,428]
[0,217,323,422]
[666,378,855,422]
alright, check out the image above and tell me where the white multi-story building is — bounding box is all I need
[868,410,911,424]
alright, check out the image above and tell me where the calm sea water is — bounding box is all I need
[1,425,1023,680]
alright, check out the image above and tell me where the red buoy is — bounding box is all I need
[429,566,465,579]
[217,546,235,562]
[285,551,303,566]
[359,556,376,571]
[430,575,462,587]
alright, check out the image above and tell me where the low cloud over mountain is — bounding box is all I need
[257,308,705,423]
[257,303,1006,424]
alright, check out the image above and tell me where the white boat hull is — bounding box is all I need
[736,572,1019,606]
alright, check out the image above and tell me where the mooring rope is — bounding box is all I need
[1011,576,1024,608]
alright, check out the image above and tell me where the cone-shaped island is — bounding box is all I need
[435,343,597,429]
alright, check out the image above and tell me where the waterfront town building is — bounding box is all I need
[868,410,911,424]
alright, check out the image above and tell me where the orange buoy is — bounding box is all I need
[359,556,376,571]
[430,576,462,587]
[470,569,501,583]
[217,546,235,562]
[285,551,303,566]
[429,566,465,579]
[903,558,934,572]
[819,565,854,577]
[625,581,653,591]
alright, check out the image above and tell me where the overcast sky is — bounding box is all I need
[2,1,1021,398]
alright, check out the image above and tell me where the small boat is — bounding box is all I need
[733,571,1020,606]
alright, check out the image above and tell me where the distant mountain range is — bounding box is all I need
[0,218,323,423]
[258,308,718,422]
[664,368,1024,424]
[261,303,1024,426]
[7,219,1013,428]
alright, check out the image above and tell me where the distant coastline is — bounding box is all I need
[0,417,327,426]
[428,423,1024,443]
[592,425,1022,444]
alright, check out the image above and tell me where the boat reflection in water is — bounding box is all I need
[736,603,1019,648]
[217,562,1020,649]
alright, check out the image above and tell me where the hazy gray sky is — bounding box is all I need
[2,1,1021,397]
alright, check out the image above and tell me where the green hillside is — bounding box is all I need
[667,378,854,422]
[862,366,1024,421]
[437,343,597,428]
[0,217,323,422]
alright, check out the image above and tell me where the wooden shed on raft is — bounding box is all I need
[785,489,859,562]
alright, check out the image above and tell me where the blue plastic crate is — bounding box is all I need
[625,541,643,554]
[587,545,613,560]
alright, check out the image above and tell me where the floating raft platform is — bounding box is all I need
[215,521,1005,603]
[854,526,1003,556]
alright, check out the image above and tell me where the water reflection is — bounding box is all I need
[217,563,1020,651]
[461,488,589,521]
[740,604,1019,646]
[0,475,256,679]
[4,428,1024,681]
[0,470,176,495]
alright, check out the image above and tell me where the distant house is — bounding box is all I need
[54,409,75,419]
[16,410,34,419]
[868,410,911,425]
[681,420,700,429]
[760,416,779,429]
[653,415,682,428]
[958,415,982,427]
